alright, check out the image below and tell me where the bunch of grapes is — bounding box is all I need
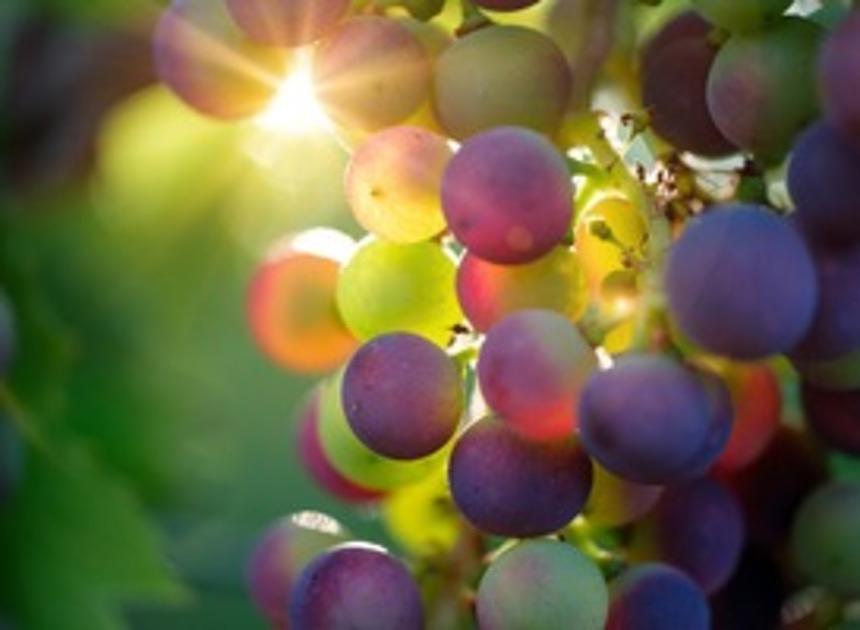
[151,0,860,628]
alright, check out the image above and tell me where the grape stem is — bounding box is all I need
[455,0,492,36]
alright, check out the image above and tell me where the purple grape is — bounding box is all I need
[820,11,860,146]
[641,14,735,156]
[246,512,349,626]
[791,242,860,361]
[342,333,463,460]
[630,478,745,594]
[801,383,860,455]
[476,310,596,442]
[706,17,823,161]
[787,122,860,245]
[448,416,592,537]
[689,369,735,475]
[289,543,424,630]
[579,354,721,484]
[442,127,573,264]
[607,564,710,630]
[665,205,818,360]
[0,290,16,376]
[227,0,349,47]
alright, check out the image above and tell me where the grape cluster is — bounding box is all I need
[150,0,860,627]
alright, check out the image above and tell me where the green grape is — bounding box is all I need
[476,539,608,630]
[317,371,446,491]
[336,238,462,346]
[791,482,860,596]
[692,0,792,33]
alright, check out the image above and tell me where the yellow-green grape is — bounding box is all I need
[582,463,663,528]
[574,196,645,297]
[346,126,453,244]
[336,238,462,346]
[317,372,446,491]
[382,468,461,557]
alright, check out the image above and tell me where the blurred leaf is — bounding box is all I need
[0,442,185,630]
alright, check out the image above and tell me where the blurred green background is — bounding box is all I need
[0,1,384,628]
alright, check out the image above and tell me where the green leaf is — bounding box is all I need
[0,442,186,630]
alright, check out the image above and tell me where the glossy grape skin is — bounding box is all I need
[247,230,358,374]
[791,482,860,596]
[692,0,791,32]
[476,539,607,630]
[153,0,289,120]
[477,310,596,441]
[433,26,571,140]
[722,429,827,544]
[313,17,430,132]
[474,0,539,10]
[456,247,587,333]
[346,126,452,244]
[630,478,745,594]
[801,383,860,456]
[289,543,424,630]
[820,11,860,145]
[335,238,462,347]
[296,390,385,503]
[448,416,592,537]
[0,291,16,376]
[787,122,860,245]
[706,18,823,161]
[579,355,718,484]
[713,363,781,473]
[317,372,445,491]
[607,564,710,630]
[227,0,349,47]
[342,333,462,460]
[442,127,573,265]
[791,243,860,362]
[641,16,735,156]
[665,205,818,360]
[246,511,349,626]
[583,463,662,528]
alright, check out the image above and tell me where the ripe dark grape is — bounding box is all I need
[791,482,860,596]
[711,545,786,630]
[583,463,662,528]
[607,564,710,630]
[579,354,723,484]
[296,390,385,503]
[787,122,860,245]
[442,127,573,264]
[476,539,608,630]
[665,205,818,360]
[477,310,596,441]
[342,333,462,460]
[0,290,16,376]
[289,543,425,630]
[456,247,587,333]
[722,428,827,544]
[433,26,571,139]
[474,0,539,10]
[227,0,349,47]
[313,17,430,131]
[692,0,791,33]
[820,11,860,146]
[246,511,349,626]
[642,12,712,59]
[345,126,452,244]
[448,416,592,537]
[713,363,780,473]
[801,383,860,456]
[641,14,735,156]
[791,242,860,362]
[706,18,823,161]
[630,477,745,594]
[247,229,358,374]
[153,0,289,120]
